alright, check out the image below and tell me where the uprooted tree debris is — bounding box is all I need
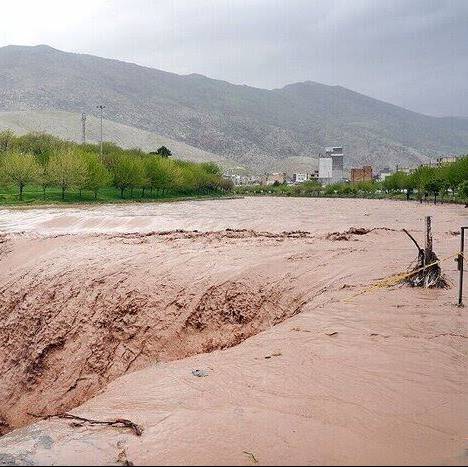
[403,216,448,288]
[28,412,143,436]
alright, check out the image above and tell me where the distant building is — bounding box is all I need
[223,174,261,186]
[292,173,308,183]
[319,156,333,180]
[436,156,458,165]
[377,167,393,181]
[261,172,287,185]
[395,166,413,174]
[327,146,344,182]
[291,172,318,183]
[350,166,373,183]
[319,146,344,184]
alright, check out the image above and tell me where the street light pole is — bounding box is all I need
[96,105,105,158]
[81,113,86,144]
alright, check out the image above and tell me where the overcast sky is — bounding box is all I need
[1,0,467,116]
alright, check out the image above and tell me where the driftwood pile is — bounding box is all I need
[403,216,448,288]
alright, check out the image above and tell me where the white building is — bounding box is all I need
[326,146,344,183]
[291,172,318,183]
[318,157,333,180]
[319,147,344,184]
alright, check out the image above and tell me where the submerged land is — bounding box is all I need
[0,197,466,465]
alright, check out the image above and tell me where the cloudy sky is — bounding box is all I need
[1,0,467,116]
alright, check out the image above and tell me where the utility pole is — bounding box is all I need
[96,105,105,158]
[81,113,87,144]
[458,227,466,306]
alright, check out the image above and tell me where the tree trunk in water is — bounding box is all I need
[62,186,65,200]
[121,188,125,199]
[403,216,447,288]
[94,191,98,200]
[19,184,23,201]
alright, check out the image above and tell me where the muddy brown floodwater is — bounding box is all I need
[0,197,466,466]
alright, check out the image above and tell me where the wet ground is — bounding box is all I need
[0,198,466,465]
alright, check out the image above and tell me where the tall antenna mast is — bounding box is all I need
[81,113,87,144]
[97,105,105,158]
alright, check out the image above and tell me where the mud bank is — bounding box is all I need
[0,198,466,465]
[0,229,318,433]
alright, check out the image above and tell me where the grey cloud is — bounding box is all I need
[3,0,468,116]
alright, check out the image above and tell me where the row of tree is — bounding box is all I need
[235,156,468,203]
[381,157,468,203]
[0,131,232,200]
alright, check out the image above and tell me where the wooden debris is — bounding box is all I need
[243,450,259,464]
[117,442,134,466]
[264,352,282,359]
[59,414,143,436]
[403,217,448,288]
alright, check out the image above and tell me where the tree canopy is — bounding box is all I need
[0,131,231,202]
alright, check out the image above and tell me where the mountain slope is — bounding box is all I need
[1,44,467,171]
[0,110,241,169]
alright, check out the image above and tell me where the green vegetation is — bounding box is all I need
[381,158,468,204]
[0,131,232,205]
[149,145,172,158]
[235,156,468,205]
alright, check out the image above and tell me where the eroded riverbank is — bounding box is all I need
[0,198,466,465]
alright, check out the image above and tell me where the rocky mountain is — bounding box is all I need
[1,44,467,172]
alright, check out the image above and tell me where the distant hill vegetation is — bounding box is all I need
[1,44,467,172]
[0,110,243,171]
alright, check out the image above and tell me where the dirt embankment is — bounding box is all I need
[0,198,465,465]
[0,229,322,433]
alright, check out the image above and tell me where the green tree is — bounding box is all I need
[354,181,376,196]
[47,150,88,200]
[401,172,415,200]
[144,156,177,195]
[411,165,436,203]
[82,152,111,199]
[383,171,407,194]
[1,152,41,200]
[112,155,145,198]
[199,162,222,176]
[297,179,322,196]
[39,164,50,200]
[16,132,64,166]
[458,180,468,207]
[152,146,172,158]
[444,157,468,196]
[426,178,444,204]
[0,130,16,153]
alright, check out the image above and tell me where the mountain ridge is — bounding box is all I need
[1,44,467,172]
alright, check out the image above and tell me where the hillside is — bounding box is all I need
[0,110,242,170]
[1,44,467,172]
